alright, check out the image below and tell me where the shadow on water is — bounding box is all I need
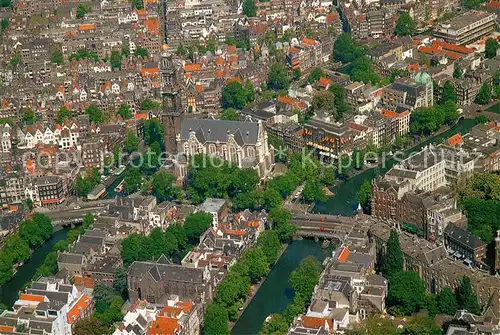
[0,227,70,308]
[231,239,334,335]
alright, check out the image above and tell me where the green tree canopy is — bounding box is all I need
[441,80,457,103]
[51,49,64,65]
[183,211,212,244]
[395,11,416,36]
[135,47,148,58]
[124,131,140,154]
[267,62,290,90]
[436,288,458,315]
[76,4,91,19]
[221,81,253,109]
[118,104,133,120]
[382,229,404,278]
[290,256,322,299]
[23,107,36,123]
[457,276,481,314]
[357,180,373,214]
[387,271,427,315]
[56,106,72,124]
[204,302,229,335]
[110,50,122,69]
[475,82,491,105]
[307,68,324,84]
[123,166,142,194]
[333,33,364,63]
[257,230,281,265]
[220,108,240,121]
[242,0,257,17]
[151,170,180,201]
[85,104,104,124]
[485,38,499,59]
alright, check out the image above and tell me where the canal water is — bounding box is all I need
[0,227,70,308]
[231,239,333,335]
[314,118,476,216]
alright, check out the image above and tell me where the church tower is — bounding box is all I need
[161,52,183,154]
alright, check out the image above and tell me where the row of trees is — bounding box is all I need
[31,214,95,282]
[203,230,283,334]
[186,154,260,204]
[409,101,460,135]
[260,256,323,335]
[382,229,481,317]
[454,173,500,244]
[74,167,101,197]
[121,212,212,266]
[334,34,379,84]
[0,214,53,285]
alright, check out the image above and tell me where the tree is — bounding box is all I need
[357,180,372,214]
[131,0,143,9]
[382,229,403,278]
[267,63,290,90]
[260,314,290,335]
[241,248,268,283]
[124,131,140,154]
[25,198,33,212]
[456,276,481,314]
[122,43,130,57]
[410,106,445,135]
[268,208,296,242]
[307,68,324,84]
[74,319,108,335]
[387,271,427,315]
[76,4,90,19]
[475,82,491,105]
[110,50,122,69]
[242,0,257,17]
[220,108,239,121]
[485,38,499,59]
[402,315,442,335]
[257,230,281,265]
[140,99,160,111]
[474,115,489,124]
[436,288,458,315]
[56,106,72,124]
[23,108,36,123]
[349,316,398,335]
[453,63,462,79]
[183,212,212,244]
[123,167,142,194]
[333,33,364,63]
[1,18,8,32]
[262,188,283,211]
[221,81,251,109]
[395,11,416,36]
[204,302,229,335]
[176,44,187,56]
[441,80,457,103]
[118,104,133,120]
[113,267,129,300]
[349,56,379,84]
[144,119,164,146]
[290,256,322,299]
[460,0,484,9]
[151,170,180,201]
[85,104,104,124]
[302,178,327,203]
[10,54,21,67]
[51,49,63,65]
[135,47,148,58]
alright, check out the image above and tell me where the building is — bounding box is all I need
[35,175,66,206]
[197,198,227,229]
[444,224,486,267]
[381,73,433,111]
[0,278,94,335]
[433,10,497,45]
[127,256,214,304]
[177,118,274,179]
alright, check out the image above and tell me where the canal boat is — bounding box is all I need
[114,165,126,176]
[265,315,273,323]
[322,240,330,248]
[114,180,124,193]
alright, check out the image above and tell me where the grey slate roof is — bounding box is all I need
[57,252,84,265]
[445,224,485,250]
[180,119,259,145]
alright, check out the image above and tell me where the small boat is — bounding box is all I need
[265,315,272,323]
[322,240,330,249]
[114,165,126,176]
[114,180,124,193]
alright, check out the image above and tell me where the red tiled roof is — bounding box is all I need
[447,133,464,147]
[145,18,159,34]
[74,275,95,289]
[318,77,330,87]
[337,247,350,263]
[67,295,92,324]
[184,63,201,72]
[302,316,333,329]
[79,23,95,31]
[19,294,45,303]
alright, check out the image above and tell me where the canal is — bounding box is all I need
[231,239,333,335]
[314,118,476,216]
[0,227,70,308]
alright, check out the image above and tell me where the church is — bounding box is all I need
[175,118,274,180]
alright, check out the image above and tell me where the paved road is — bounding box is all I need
[42,206,109,224]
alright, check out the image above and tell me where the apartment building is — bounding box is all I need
[433,10,497,45]
[381,74,433,111]
[444,224,486,267]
